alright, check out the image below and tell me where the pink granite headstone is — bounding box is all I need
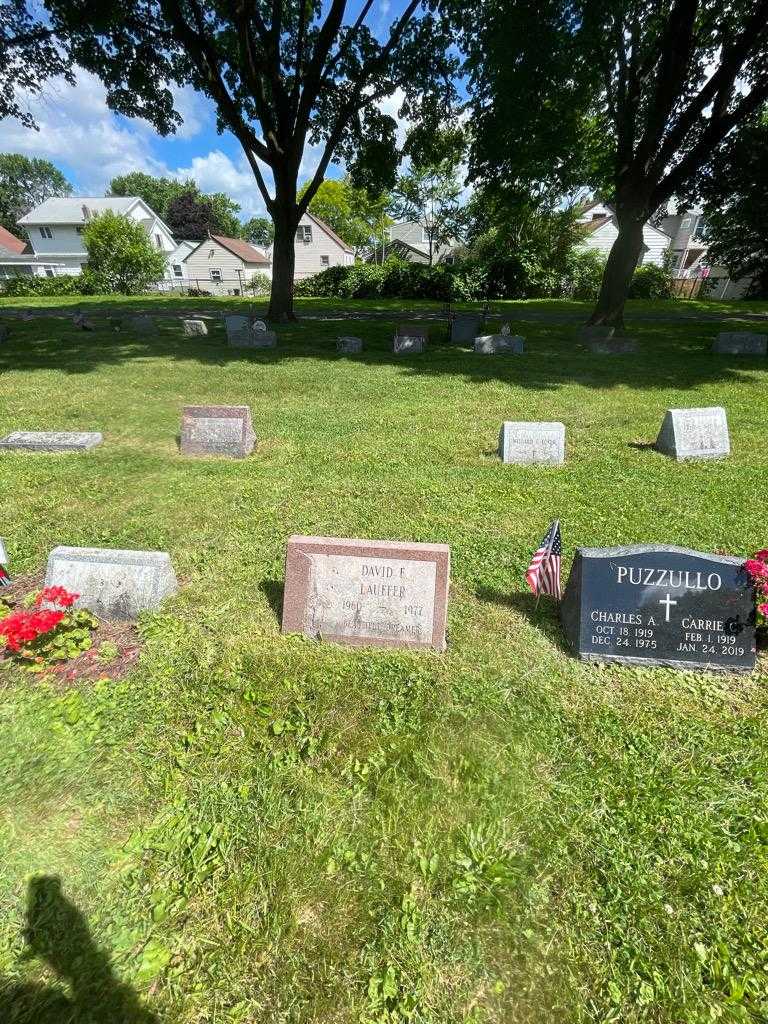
[180,404,256,458]
[281,535,450,651]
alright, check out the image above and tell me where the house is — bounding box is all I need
[292,211,354,278]
[183,234,272,295]
[165,240,200,288]
[384,221,458,264]
[575,200,672,266]
[0,225,41,278]
[16,196,177,276]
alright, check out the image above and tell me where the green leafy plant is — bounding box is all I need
[0,587,98,671]
[81,210,168,295]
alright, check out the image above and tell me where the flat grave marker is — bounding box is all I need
[0,431,103,453]
[337,336,363,354]
[498,421,565,465]
[587,337,638,354]
[127,314,156,334]
[394,324,428,354]
[655,406,730,461]
[713,332,767,356]
[183,319,208,337]
[475,334,525,355]
[561,544,756,673]
[44,546,178,621]
[281,535,450,651]
[180,404,256,458]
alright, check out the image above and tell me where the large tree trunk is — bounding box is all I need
[587,203,647,330]
[268,185,299,322]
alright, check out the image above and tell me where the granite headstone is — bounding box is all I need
[0,431,103,453]
[337,336,363,353]
[561,544,756,673]
[183,319,208,337]
[44,546,178,621]
[394,324,427,354]
[587,337,638,354]
[225,315,277,348]
[655,406,730,460]
[180,404,256,458]
[713,332,767,356]
[475,334,524,355]
[498,422,565,465]
[450,314,482,344]
[282,535,450,652]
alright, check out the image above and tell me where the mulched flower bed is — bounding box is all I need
[0,570,141,686]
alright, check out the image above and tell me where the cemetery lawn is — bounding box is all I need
[1,305,767,1023]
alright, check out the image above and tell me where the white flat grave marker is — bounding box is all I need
[498,422,565,465]
[0,431,103,453]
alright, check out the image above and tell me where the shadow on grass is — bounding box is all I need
[0,875,157,1023]
[475,587,569,652]
[0,314,766,395]
[260,579,284,624]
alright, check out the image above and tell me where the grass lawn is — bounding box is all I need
[0,303,767,1023]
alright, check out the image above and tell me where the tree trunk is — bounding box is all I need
[268,193,299,322]
[587,204,647,330]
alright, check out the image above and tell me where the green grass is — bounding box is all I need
[0,303,767,1023]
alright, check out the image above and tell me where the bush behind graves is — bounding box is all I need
[628,262,674,299]
[82,210,169,295]
[248,271,272,296]
[294,259,453,300]
[0,274,99,298]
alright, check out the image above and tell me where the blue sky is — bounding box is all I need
[0,1,416,224]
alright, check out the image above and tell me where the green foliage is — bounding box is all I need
[0,4,73,129]
[165,189,241,241]
[109,172,193,223]
[629,263,674,300]
[389,160,465,265]
[241,216,274,247]
[696,115,768,299]
[81,211,168,295]
[298,177,390,253]
[247,272,271,296]
[0,274,97,297]
[295,259,453,301]
[0,153,72,235]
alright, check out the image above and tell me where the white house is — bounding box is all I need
[575,200,672,266]
[385,221,458,264]
[0,225,42,278]
[16,197,177,276]
[165,240,200,287]
[292,211,354,278]
[183,234,272,295]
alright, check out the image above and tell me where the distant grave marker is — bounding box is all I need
[127,315,156,334]
[713,332,767,356]
[337,336,363,353]
[561,544,756,673]
[450,314,482,344]
[475,334,524,355]
[0,431,103,453]
[394,324,428,354]
[183,319,208,337]
[655,406,730,461]
[180,404,256,458]
[44,546,178,621]
[281,535,450,651]
[225,315,277,348]
[498,422,565,465]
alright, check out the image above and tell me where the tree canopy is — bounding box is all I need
[696,111,768,297]
[241,216,274,247]
[0,154,72,235]
[82,210,168,293]
[109,173,242,238]
[0,1,72,128]
[455,0,768,324]
[297,177,389,254]
[45,0,457,318]
[389,161,465,265]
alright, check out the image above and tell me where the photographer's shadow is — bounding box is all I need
[0,875,158,1023]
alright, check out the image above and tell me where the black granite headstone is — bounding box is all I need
[561,545,756,673]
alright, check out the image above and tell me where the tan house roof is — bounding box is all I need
[305,211,354,254]
[580,216,613,235]
[208,234,271,265]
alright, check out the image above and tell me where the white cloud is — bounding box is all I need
[172,149,269,217]
[377,88,409,148]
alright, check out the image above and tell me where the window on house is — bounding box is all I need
[680,215,693,234]
[155,234,162,249]
[296,224,313,243]
[209,249,216,257]
[172,264,183,278]
[44,267,55,277]
[591,212,604,220]
[210,268,222,282]
[693,216,706,238]
[320,255,330,267]
[39,226,53,239]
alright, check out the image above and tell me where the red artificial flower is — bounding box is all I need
[754,550,768,563]
[744,559,768,580]
[36,586,79,609]
[759,603,768,616]
[0,608,65,652]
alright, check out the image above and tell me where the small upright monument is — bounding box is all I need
[655,406,730,460]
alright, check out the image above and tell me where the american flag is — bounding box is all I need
[526,520,562,599]
[0,565,10,588]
